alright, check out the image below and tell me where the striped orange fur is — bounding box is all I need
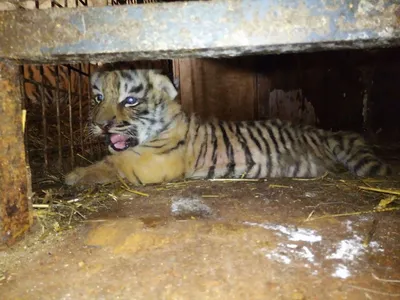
[65,67,391,186]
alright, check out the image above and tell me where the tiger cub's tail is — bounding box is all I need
[326,132,392,177]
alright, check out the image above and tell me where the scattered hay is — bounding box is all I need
[118,175,149,197]
[31,183,122,234]
[305,206,399,222]
[30,169,400,234]
[268,184,291,189]
[209,178,261,182]
[358,186,400,196]
[305,177,400,222]
[292,171,329,181]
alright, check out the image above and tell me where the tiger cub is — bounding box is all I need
[64,67,391,186]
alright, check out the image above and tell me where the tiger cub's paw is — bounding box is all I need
[65,165,118,186]
[64,167,87,186]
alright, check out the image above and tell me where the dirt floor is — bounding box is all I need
[1,173,400,299]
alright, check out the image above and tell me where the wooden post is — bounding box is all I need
[0,60,33,247]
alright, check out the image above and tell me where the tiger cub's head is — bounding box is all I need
[90,68,178,153]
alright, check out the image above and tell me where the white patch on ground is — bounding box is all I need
[244,222,322,243]
[369,241,384,252]
[326,235,384,260]
[246,222,320,271]
[327,236,365,261]
[245,221,385,280]
[263,248,292,265]
[332,264,351,279]
[298,246,315,263]
[304,191,317,198]
[326,234,385,279]
[345,220,353,232]
[170,196,213,218]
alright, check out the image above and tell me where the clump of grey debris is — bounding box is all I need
[170,195,214,219]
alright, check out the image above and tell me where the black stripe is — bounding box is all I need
[149,137,169,142]
[352,156,378,174]
[141,144,167,149]
[207,122,218,179]
[246,124,263,152]
[346,135,360,150]
[116,121,131,127]
[367,164,382,176]
[299,131,309,147]
[227,122,235,133]
[132,169,142,185]
[160,140,185,154]
[292,161,300,177]
[219,121,235,177]
[137,119,147,126]
[236,123,255,174]
[282,127,295,144]
[183,117,190,140]
[256,124,272,177]
[337,134,346,152]
[129,84,144,94]
[144,83,152,101]
[92,84,100,91]
[253,164,261,178]
[303,133,318,154]
[160,120,190,155]
[336,135,362,160]
[193,123,201,145]
[195,124,209,170]
[121,70,133,81]
[282,127,299,159]
[309,133,321,149]
[139,116,156,125]
[266,124,280,154]
[159,112,182,133]
[345,148,372,165]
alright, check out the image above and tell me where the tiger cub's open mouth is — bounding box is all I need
[106,133,138,152]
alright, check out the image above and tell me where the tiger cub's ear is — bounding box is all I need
[149,71,178,100]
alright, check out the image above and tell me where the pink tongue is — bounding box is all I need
[110,134,128,149]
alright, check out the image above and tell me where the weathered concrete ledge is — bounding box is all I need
[0,0,400,64]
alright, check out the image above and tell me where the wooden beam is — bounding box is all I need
[0,60,33,247]
[0,0,399,64]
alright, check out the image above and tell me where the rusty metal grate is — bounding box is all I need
[22,1,106,189]
[22,63,107,188]
[21,0,176,190]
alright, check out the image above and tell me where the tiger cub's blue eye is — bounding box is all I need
[94,94,104,103]
[124,96,139,107]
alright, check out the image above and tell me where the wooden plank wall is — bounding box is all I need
[173,48,400,144]
[173,57,314,125]
[174,58,269,122]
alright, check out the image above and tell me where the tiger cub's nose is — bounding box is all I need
[97,120,114,133]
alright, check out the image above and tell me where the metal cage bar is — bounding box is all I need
[78,64,84,163]
[54,65,63,171]
[67,66,75,169]
[39,65,49,170]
